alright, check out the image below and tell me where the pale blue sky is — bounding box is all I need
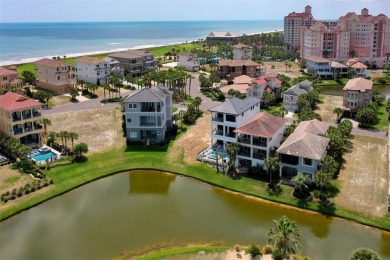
[0,0,388,23]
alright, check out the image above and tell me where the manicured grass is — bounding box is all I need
[134,245,229,260]
[317,78,350,86]
[5,176,20,183]
[374,104,389,132]
[1,139,390,231]
[263,103,282,113]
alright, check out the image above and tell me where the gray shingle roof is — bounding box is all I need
[209,97,260,115]
[124,86,172,103]
[277,132,329,160]
[283,80,313,96]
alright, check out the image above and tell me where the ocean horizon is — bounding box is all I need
[0,20,283,66]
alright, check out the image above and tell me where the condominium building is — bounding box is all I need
[108,50,157,77]
[0,67,23,93]
[123,86,173,144]
[177,52,200,72]
[75,56,110,85]
[35,58,76,94]
[232,43,253,60]
[342,77,372,112]
[0,92,43,144]
[284,5,315,51]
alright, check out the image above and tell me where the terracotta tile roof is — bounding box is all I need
[218,59,260,67]
[220,84,251,95]
[294,119,329,136]
[251,73,280,85]
[234,112,286,138]
[0,67,18,77]
[233,75,253,84]
[343,77,373,92]
[0,92,42,111]
[277,132,329,160]
[76,56,106,65]
[351,62,367,69]
[264,72,278,78]
[10,79,23,84]
[331,61,347,68]
[251,77,267,85]
[35,58,72,67]
[233,43,252,49]
[306,56,331,63]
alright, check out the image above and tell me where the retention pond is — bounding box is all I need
[0,170,389,259]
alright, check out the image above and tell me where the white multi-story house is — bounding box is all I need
[277,119,329,179]
[347,59,369,78]
[75,56,110,85]
[123,86,172,144]
[233,43,253,60]
[177,52,200,72]
[209,97,261,150]
[234,112,286,168]
[35,58,76,93]
[306,56,333,79]
[249,73,282,99]
[102,57,125,78]
[283,80,313,111]
[0,92,43,144]
[108,50,157,77]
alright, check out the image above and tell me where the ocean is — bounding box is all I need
[0,20,283,66]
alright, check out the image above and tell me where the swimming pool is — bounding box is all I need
[29,146,60,163]
[208,151,229,160]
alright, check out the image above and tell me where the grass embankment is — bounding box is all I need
[15,43,202,77]
[133,245,229,260]
[1,141,390,231]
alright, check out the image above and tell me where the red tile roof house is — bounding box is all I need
[0,67,23,93]
[234,112,287,169]
[0,92,43,144]
[277,119,330,180]
[35,58,76,94]
[249,73,282,100]
[342,77,373,114]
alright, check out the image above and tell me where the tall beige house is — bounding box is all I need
[35,58,76,94]
[0,67,23,93]
[0,92,43,144]
[284,5,315,51]
[342,77,372,113]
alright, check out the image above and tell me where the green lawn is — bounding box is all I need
[317,78,350,86]
[134,246,229,260]
[374,104,389,131]
[1,139,390,231]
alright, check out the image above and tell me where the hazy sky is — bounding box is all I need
[0,0,388,23]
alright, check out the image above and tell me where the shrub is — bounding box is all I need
[246,244,262,257]
[272,249,283,260]
[350,247,381,260]
[263,245,273,254]
[235,244,242,253]
[81,89,89,95]
[294,256,310,260]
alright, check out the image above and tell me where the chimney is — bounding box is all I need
[361,8,368,16]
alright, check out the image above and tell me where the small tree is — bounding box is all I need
[333,107,343,122]
[350,248,381,260]
[314,171,331,191]
[292,172,311,198]
[73,142,88,159]
[246,244,262,257]
[69,87,78,101]
[41,118,51,135]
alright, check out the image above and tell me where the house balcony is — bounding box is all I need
[238,137,251,144]
[212,117,224,122]
[238,151,251,158]
[212,130,223,136]
[253,152,266,160]
[253,140,267,147]
[224,132,236,138]
[12,127,23,135]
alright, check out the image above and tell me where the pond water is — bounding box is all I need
[0,170,389,260]
[322,84,390,98]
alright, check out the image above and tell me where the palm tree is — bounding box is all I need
[73,142,89,159]
[333,107,343,122]
[264,153,279,184]
[68,132,79,149]
[267,216,301,259]
[314,171,331,191]
[101,83,109,102]
[226,142,240,171]
[41,118,51,135]
[278,107,288,118]
[47,131,57,145]
[193,96,202,112]
[291,172,311,194]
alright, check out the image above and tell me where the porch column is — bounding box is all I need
[279,165,283,177]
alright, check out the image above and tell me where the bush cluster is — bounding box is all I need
[0,178,53,203]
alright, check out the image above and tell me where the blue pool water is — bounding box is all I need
[30,151,57,162]
[208,151,229,160]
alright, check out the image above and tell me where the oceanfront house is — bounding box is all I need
[306,56,333,79]
[209,97,261,150]
[248,73,282,99]
[75,56,110,85]
[233,43,253,60]
[206,32,240,43]
[123,86,173,144]
[177,52,200,72]
[234,112,286,169]
[282,80,313,112]
[330,61,348,78]
[0,92,43,144]
[277,119,330,179]
[35,58,76,94]
[0,67,23,93]
[102,57,125,78]
[346,59,369,78]
[108,50,157,77]
[218,60,261,81]
[342,77,373,113]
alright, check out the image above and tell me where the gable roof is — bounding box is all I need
[294,119,329,136]
[220,84,251,95]
[351,62,367,69]
[277,132,329,160]
[76,56,106,64]
[35,58,72,67]
[283,80,313,96]
[209,97,260,115]
[234,112,286,138]
[306,56,331,63]
[233,75,253,84]
[0,92,42,111]
[343,77,373,92]
[124,86,172,103]
[218,59,260,67]
[0,67,18,77]
[331,61,348,68]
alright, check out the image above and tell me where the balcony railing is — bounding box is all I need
[34,124,43,130]
[12,116,22,122]
[212,117,224,122]
[22,114,32,120]
[238,137,250,144]
[253,153,266,160]
[224,132,236,138]
[140,122,157,127]
[253,140,267,147]
[24,127,33,133]
[238,151,251,157]
[13,128,23,135]
[212,130,223,136]
[141,107,161,112]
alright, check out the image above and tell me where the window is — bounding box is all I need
[57,76,60,80]
[130,132,137,138]
[2,77,7,81]
[128,103,138,109]
[303,158,312,166]
[127,118,132,123]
